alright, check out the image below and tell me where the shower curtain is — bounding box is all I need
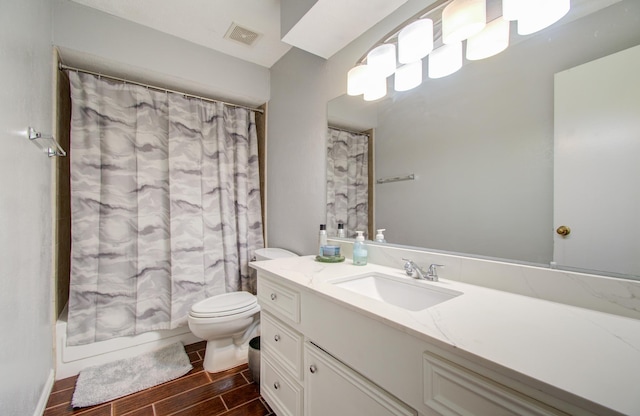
[326,128,369,238]
[66,71,264,346]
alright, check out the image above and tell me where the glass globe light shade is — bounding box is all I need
[428,42,462,79]
[367,44,397,78]
[394,61,423,92]
[517,0,570,35]
[442,0,486,44]
[364,74,387,101]
[466,18,510,61]
[398,19,434,64]
[347,65,370,96]
[502,0,524,21]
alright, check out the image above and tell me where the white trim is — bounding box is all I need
[34,369,55,416]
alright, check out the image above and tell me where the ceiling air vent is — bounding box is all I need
[224,23,261,47]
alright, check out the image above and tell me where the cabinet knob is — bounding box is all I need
[309,365,317,374]
[270,293,277,301]
[274,334,280,342]
[273,381,280,390]
[556,225,571,236]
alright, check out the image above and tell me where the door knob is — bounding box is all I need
[556,225,571,236]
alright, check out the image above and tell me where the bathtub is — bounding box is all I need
[55,304,201,380]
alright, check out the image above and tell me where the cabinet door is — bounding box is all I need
[423,352,564,416]
[304,342,416,416]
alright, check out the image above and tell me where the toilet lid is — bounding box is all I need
[190,292,258,318]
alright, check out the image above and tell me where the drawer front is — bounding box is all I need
[262,312,304,380]
[423,353,565,416]
[258,276,300,324]
[262,353,303,416]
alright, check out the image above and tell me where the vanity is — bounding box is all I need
[251,255,640,416]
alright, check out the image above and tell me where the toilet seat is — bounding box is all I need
[189,292,258,318]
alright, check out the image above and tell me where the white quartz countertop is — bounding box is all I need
[251,256,640,415]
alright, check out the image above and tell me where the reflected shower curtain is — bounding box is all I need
[326,128,369,238]
[67,72,264,346]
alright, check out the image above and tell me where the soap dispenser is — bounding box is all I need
[374,229,386,243]
[353,231,368,266]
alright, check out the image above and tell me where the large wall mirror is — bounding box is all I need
[327,0,640,280]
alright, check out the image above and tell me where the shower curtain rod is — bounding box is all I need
[59,63,265,114]
[329,125,371,136]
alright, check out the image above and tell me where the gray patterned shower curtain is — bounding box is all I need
[326,128,369,238]
[66,72,264,346]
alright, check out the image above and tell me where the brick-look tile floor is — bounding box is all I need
[44,341,274,416]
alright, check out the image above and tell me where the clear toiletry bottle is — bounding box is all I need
[318,224,327,256]
[353,231,368,266]
[337,223,345,238]
[375,229,386,243]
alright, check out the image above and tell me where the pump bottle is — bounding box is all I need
[374,229,386,243]
[353,231,368,266]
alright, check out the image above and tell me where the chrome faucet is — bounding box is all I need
[402,259,444,282]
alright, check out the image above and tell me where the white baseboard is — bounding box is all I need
[34,369,55,416]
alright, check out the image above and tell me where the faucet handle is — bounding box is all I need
[402,258,414,276]
[428,264,445,278]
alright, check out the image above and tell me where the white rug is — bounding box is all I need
[71,342,193,408]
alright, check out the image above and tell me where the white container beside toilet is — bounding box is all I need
[187,247,298,373]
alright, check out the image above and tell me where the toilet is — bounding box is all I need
[187,247,298,373]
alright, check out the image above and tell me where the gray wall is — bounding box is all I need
[266,0,446,253]
[0,0,54,414]
[267,48,329,254]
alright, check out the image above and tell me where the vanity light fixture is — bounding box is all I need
[398,19,434,64]
[346,0,571,101]
[466,17,510,61]
[428,41,462,79]
[394,61,422,92]
[442,0,486,44]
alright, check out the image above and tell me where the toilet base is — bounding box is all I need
[202,327,259,373]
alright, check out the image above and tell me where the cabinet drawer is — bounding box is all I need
[262,312,303,380]
[262,354,303,416]
[423,352,564,416]
[257,276,300,324]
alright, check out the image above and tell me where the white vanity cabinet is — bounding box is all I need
[256,269,599,416]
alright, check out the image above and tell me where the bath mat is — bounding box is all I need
[71,342,192,408]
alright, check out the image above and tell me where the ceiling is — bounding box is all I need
[69,0,291,68]
[68,0,408,68]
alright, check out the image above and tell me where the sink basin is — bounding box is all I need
[330,273,462,311]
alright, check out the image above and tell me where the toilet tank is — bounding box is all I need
[254,248,298,261]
